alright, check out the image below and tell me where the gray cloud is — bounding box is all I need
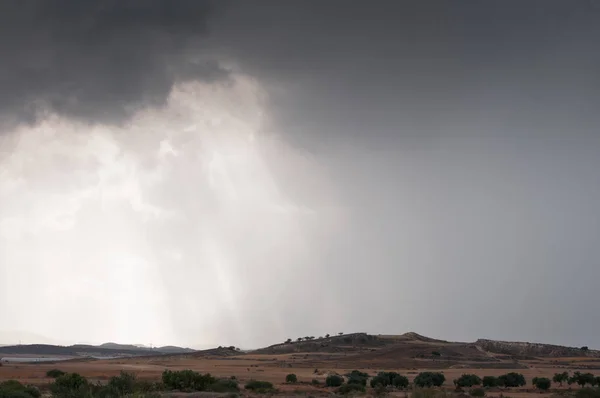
[1,1,600,349]
[0,0,227,127]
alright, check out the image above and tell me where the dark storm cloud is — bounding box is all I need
[0,0,227,127]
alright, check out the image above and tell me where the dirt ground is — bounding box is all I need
[0,353,595,397]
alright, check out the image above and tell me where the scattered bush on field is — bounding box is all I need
[46,369,66,378]
[244,379,274,393]
[414,372,446,387]
[337,383,366,395]
[346,370,369,386]
[482,376,498,388]
[533,377,552,391]
[497,372,526,388]
[208,378,240,393]
[161,369,216,391]
[286,373,298,383]
[454,374,482,388]
[326,375,344,387]
[554,372,570,386]
[0,380,40,398]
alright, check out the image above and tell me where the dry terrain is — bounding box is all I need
[1,332,598,397]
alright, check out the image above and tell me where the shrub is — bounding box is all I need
[46,369,66,378]
[337,383,366,395]
[370,372,408,389]
[432,351,441,357]
[208,378,240,393]
[533,377,551,391]
[0,381,40,398]
[244,380,274,391]
[346,370,369,386]
[497,372,526,388]
[312,379,320,385]
[576,388,600,398]
[49,373,90,398]
[570,372,597,387]
[326,375,344,387]
[455,374,482,388]
[553,372,570,386]
[471,387,486,397]
[162,369,216,391]
[414,372,446,387]
[107,371,137,395]
[581,346,589,351]
[482,376,498,388]
[286,373,298,383]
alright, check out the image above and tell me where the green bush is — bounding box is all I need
[497,372,526,388]
[286,373,298,383]
[337,383,366,395]
[576,388,600,398]
[326,375,344,387]
[570,372,597,387]
[553,372,570,386]
[244,380,274,392]
[482,376,498,388]
[162,369,216,391]
[312,378,320,385]
[0,381,40,398]
[46,369,66,378]
[107,371,137,395]
[532,377,551,391]
[50,373,90,398]
[208,378,240,393]
[414,372,446,387]
[470,387,486,397]
[346,370,369,386]
[370,372,409,389]
[455,374,482,388]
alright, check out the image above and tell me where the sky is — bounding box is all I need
[0,0,599,349]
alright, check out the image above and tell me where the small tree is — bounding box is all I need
[581,346,589,351]
[285,338,292,344]
[553,372,569,386]
[325,375,344,387]
[325,334,330,338]
[297,337,303,342]
[414,372,446,387]
[482,376,498,388]
[46,369,66,378]
[533,377,551,391]
[570,372,596,387]
[454,374,482,388]
[432,351,441,357]
[286,374,297,383]
[497,372,526,388]
[338,332,343,336]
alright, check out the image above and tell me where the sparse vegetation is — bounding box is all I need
[326,375,344,387]
[454,374,482,388]
[337,383,366,394]
[414,372,446,387]
[312,379,321,385]
[432,351,441,357]
[497,372,526,388]
[482,376,498,388]
[554,372,570,386]
[370,372,408,389]
[533,377,551,391]
[208,378,240,393]
[161,369,216,391]
[470,387,486,397]
[286,373,298,383]
[0,381,40,398]
[570,372,597,387]
[244,380,274,393]
[346,370,369,386]
[46,369,66,378]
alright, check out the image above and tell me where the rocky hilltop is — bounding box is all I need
[476,339,600,358]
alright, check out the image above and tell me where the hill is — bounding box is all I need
[0,343,195,358]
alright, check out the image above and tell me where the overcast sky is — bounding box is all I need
[1,0,599,349]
